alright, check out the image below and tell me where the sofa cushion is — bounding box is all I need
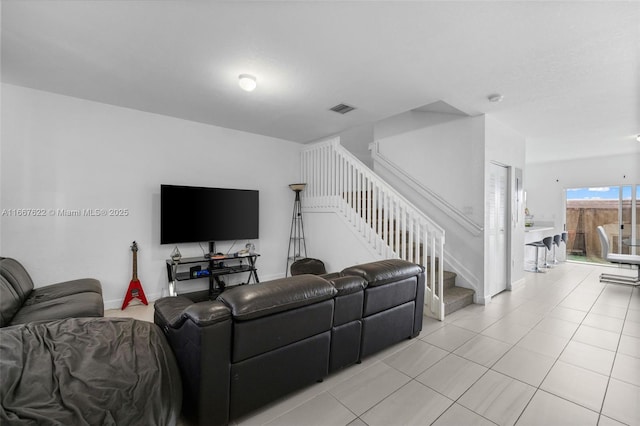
[232,300,334,362]
[0,257,34,304]
[319,272,342,280]
[24,278,102,306]
[229,331,331,419]
[9,292,104,326]
[328,275,365,326]
[330,321,362,372]
[326,275,367,296]
[342,259,423,287]
[363,276,417,317]
[360,301,415,358]
[217,274,337,321]
[0,277,21,327]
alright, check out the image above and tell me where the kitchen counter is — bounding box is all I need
[525,226,554,233]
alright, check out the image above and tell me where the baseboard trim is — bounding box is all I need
[509,277,526,291]
[474,294,491,305]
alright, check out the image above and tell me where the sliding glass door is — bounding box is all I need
[565,184,639,263]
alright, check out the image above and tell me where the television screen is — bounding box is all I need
[161,185,259,244]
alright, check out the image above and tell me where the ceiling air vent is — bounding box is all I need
[329,103,356,114]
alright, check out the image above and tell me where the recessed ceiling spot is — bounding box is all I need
[330,103,356,114]
[488,94,504,103]
[238,74,257,92]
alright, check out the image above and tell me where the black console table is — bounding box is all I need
[166,253,259,299]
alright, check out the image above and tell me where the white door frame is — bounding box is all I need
[487,161,511,297]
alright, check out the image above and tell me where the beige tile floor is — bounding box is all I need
[106,262,640,426]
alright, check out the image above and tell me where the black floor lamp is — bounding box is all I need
[286,183,307,276]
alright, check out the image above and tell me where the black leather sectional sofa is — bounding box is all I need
[154,259,425,426]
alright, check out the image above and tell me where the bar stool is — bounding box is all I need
[541,236,553,268]
[526,240,546,273]
[552,234,561,264]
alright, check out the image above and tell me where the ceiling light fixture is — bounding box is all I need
[636,134,640,142]
[238,74,257,92]
[488,94,504,103]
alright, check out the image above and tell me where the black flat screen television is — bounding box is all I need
[161,184,259,244]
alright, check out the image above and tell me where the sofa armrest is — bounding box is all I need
[154,296,194,327]
[183,302,231,326]
[154,296,231,328]
[27,278,103,306]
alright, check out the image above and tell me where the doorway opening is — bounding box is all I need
[565,185,639,264]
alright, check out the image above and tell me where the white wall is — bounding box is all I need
[1,84,301,308]
[372,113,526,303]
[525,152,640,237]
[373,115,485,296]
[303,211,384,273]
[374,110,469,142]
[328,123,375,169]
[376,115,485,222]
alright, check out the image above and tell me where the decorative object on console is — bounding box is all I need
[170,246,182,262]
[286,183,307,276]
[121,241,148,310]
[524,207,534,227]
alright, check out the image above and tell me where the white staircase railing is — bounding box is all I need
[301,138,446,320]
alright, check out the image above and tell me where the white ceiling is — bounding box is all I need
[2,1,639,163]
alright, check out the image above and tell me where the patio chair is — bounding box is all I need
[596,226,640,286]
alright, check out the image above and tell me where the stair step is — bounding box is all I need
[426,270,457,290]
[443,286,475,316]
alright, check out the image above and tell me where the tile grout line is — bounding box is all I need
[424,265,586,425]
[596,283,634,426]
[504,265,606,425]
[485,264,604,424]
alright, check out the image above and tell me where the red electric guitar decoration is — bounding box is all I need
[121,241,148,310]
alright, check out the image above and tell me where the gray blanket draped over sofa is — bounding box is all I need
[0,317,182,425]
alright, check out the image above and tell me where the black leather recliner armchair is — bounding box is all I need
[0,257,103,327]
[154,259,425,426]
